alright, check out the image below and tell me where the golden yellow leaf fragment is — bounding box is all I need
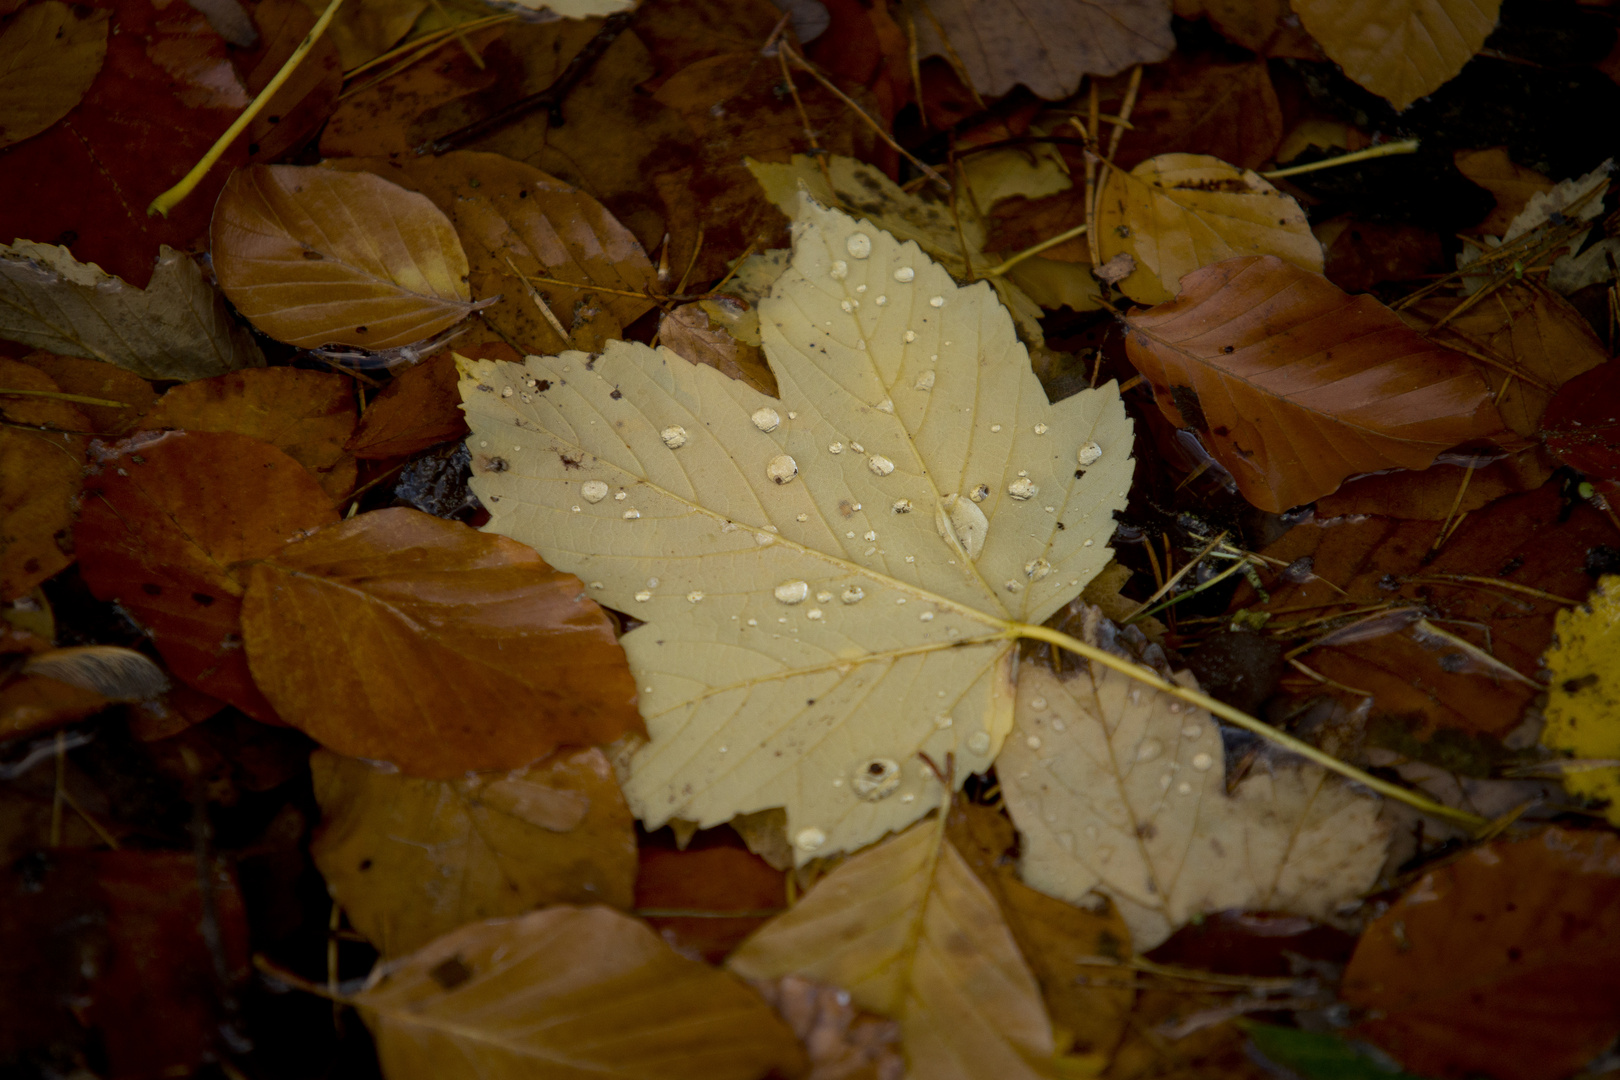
[1000,661,1388,950]
[1095,153,1321,306]
[0,1,109,150]
[729,817,1056,1080]
[354,905,806,1080]
[311,748,638,957]
[1291,0,1502,111]
[1540,576,1620,826]
[460,196,1133,860]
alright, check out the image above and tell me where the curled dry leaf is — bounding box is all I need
[1342,828,1620,1080]
[1539,576,1620,826]
[17,352,157,436]
[311,747,637,957]
[240,507,642,777]
[1124,255,1505,513]
[139,368,358,499]
[210,165,484,351]
[1291,0,1503,111]
[0,1,109,150]
[332,152,656,356]
[461,196,1133,859]
[0,242,265,381]
[1000,661,1387,951]
[901,0,1174,99]
[354,905,806,1080]
[1095,154,1321,306]
[728,818,1057,1080]
[75,430,340,720]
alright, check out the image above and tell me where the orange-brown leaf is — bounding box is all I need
[657,304,778,397]
[18,351,156,435]
[210,165,482,350]
[74,430,340,719]
[241,507,641,777]
[345,346,502,459]
[235,0,343,166]
[1343,828,1620,1080]
[0,359,85,600]
[1123,255,1506,513]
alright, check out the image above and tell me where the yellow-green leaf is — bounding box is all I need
[1541,575,1620,825]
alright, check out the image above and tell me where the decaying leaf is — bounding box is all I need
[1454,147,1553,236]
[461,196,1133,859]
[1496,160,1620,294]
[729,817,1057,1080]
[1095,154,1321,305]
[0,242,265,380]
[1000,660,1387,950]
[311,747,637,956]
[0,1,109,150]
[241,508,642,777]
[354,905,806,1080]
[1342,828,1620,1080]
[74,430,340,720]
[1124,255,1505,513]
[658,303,778,397]
[1291,0,1503,111]
[1540,576,1620,825]
[1100,53,1285,171]
[901,0,1174,99]
[0,425,81,601]
[17,351,157,435]
[236,0,343,166]
[211,165,485,350]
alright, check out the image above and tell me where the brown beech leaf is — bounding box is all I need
[210,165,484,350]
[1343,828,1620,1080]
[240,507,642,777]
[353,905,806,1080]
[1291,0,1501,111]
[17,351,156,436]
[311,746,637,957]
[235,0,342,165]
[75,430,340,720]
[0,360,85,600]
[1454,148,1554,235]
[333,152,655,355]
[139,368,358,498]
[1099,54,1283,171]
[1314,216,1445,294]
[900,0,1174,99]
[0,1,109,150]
[658,304,778,397]
[1316,448,1552,520]
[344,345,509,460]
[635,835,787,963]
[1123,255,1505,513]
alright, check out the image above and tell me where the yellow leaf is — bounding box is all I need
[354,906,806,1080]
[1540,576,1620,825]
[1001,661,1388,950]
[1291,0,1501,112]
[311,748,638,957]
[459,195,1134,860]
[0,2,108,150]
[1095,154,1322,305]
[728,817,1057,1080]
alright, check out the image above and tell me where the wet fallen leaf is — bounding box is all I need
[139,368,359,498]
[1315,449,1552,520]
[1342,827,1620,1080]
[1314,216,1445,294]
[0,0,250,288]
[1291,0,1502,111]
[0,359,84,600]
[1100,54,1284,171]
[75,430,340,719]
[241,507,642,776]
[16,351,157,435]
[335,152,656,355]
[461,196,1134,858]
[659,303,778,397]
[901,0,1174,99]
[1454,147,1553,236]
[635,835,786,962]
[948,801,1134,1058]
[1539,576,1620,825]
[752,973,906,1080]
[295,0,423,69]
[1540,361,1620,493]
[236,0,343,165]
[345,345,509,460]
[311,746,637,956]
[211,165,484,350]
[729,817,1057,1080]
[0,1,109,150]
[634,0,787,86]
[0,241,266,380]
[1000,661,1387,951]
[1096,155,1322,306]
[354,905,806,1080]
[1123,255,1505,513]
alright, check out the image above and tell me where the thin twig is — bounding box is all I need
[981,222,1089,277]
[1105,65,1143,162]
[1,388,129,408]
[502,253,570,343]
[1260,139,1421,179]
[1123,531,1228,621]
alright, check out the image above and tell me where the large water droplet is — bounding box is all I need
[967,731,991,754]
[751,407,781,432]
[795,827,826,852]
[1192,752,1214,771]
[1007,477,1038,500]
[828,442,844,455]
[1136,739,1163,762]
[622,509,641,520]
[851,758,900,800]
[660,425,688,449]
[929,295,944,307]
[893,266,915,282]
[634,590,651,602]
[686,591,704,602]
[1025,557,1052,580]
[841,586,865,604]
[868,454,895,476]
[775,580,809,604]
[892,498,912,513]
[913,370,935,391]
[806,609,823,620]
[766,454,798,484]
[829,260,848,280]
[581,480,609,503]
[1077,441,1103,467]
[1030,696,1047,711]
[846,233,872,259]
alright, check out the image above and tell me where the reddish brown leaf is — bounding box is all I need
[0,0,249,288]
[17,351,157,435]
[658,304,778,397]
[1123,255,1506,513]
[1343,828,1620,1080]
[345,346,510,460]
[139,367,358,498]
[241,507,641,777]
[75,430,340,720]
[234,0,342,165]
[636,833,786,964]
[1542,361,1620,489]
[1314,216,1445,294]
[1316,449,1553,520]
[1101,53,1284,171]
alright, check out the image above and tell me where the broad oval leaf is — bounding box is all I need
[241,507,642,776]
[1292,0,1501,111]
[460,196,1134,859]
[1000,660,1388,950]
[0,2,109,150]
[728,819,1056,1080]
[354,905,806,1080]
[211,165,482,350]
[1096,153,1321,305]
[1123,255,1505,513]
